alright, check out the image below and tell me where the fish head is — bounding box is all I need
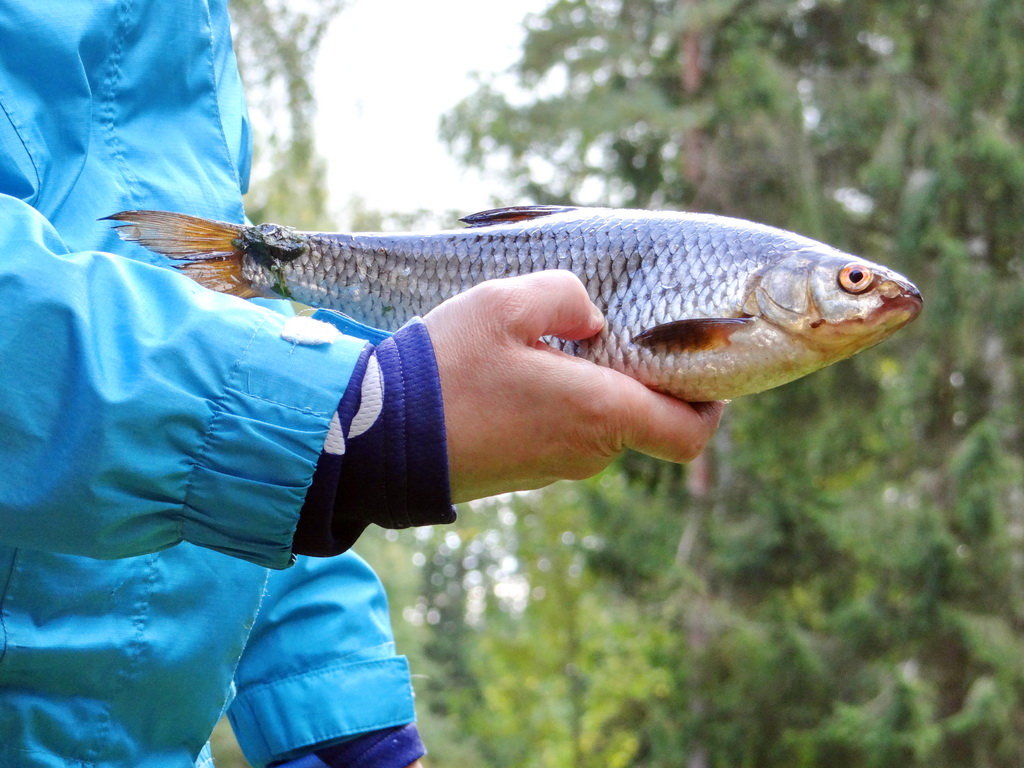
[747,247,922,359]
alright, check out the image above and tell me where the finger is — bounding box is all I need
[499,270,605,342]
[608,375,726,463]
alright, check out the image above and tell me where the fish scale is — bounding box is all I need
[107,205,922,401]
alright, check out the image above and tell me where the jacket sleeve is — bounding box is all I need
[296,316,455,556]
[0,194,366,569]
[227,553,418,768]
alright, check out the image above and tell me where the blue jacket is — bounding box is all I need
[0,1,416,765]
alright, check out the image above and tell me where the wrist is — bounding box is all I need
[294,319,455,557]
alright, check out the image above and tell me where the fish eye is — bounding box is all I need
[838,263,875,294]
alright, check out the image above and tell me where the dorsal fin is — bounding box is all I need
[459,205,579,227]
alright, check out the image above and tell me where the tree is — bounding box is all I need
[436,1,1024,765]
[230,0,346,228]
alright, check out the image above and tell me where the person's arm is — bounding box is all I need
[1,194,721,565]
[236,270,723,768]
[425,269,725,501]
[228,554,424,768]
[283,270,723,557]
[0,194,364,568]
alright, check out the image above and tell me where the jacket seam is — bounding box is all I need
[223,386,336,416]
[178,316,268,541]
[0,748,92,768]
[99,0,143,212]
[198,0,245,215]
[0,548,19,665]
[0,88,41,205]
[234,651,402,697]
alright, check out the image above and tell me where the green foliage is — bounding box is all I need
[414,0,1024,766]
[230,0,346,228]
[213,1,1024,765]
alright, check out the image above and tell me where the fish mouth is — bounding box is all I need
[796,280,922,357]
[871,282,923,328]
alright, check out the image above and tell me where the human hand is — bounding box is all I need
[422,270,725,502]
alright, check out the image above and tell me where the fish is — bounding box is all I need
[105,205,922,402]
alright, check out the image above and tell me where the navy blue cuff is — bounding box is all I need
[294,320,455,556]
[269,724,426,768]
[358,320,455,530]
[317,723,426,768]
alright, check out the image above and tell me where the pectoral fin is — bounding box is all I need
[633,317,754,352]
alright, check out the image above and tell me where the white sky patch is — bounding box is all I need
[833,186,875,216]
[857,31,896,57]
[314,0,551,219]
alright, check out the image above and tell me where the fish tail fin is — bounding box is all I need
[104,210,243,259]
[104,210,259,297]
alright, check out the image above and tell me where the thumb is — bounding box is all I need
[505,270,605,343]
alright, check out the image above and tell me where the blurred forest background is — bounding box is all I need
[218,0,1024,766]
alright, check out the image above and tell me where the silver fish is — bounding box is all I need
[106,205,922,401]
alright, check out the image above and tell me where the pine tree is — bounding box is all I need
[437,1,1024,765]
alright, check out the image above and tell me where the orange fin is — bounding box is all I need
[459,205,578,227]
[174,260,261,298]
[633,318,754,352]
[104,210,244,259]
[104,210,257,297]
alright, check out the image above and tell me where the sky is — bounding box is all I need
[313,0,550,219]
